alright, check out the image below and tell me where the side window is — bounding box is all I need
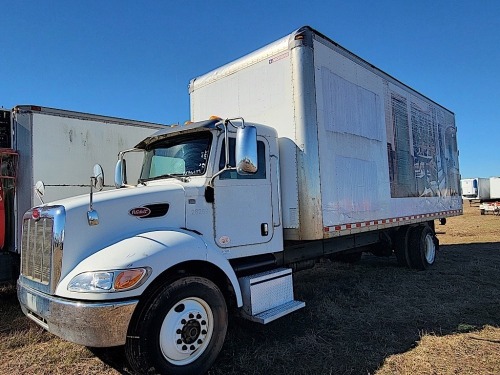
[219,138,266,180]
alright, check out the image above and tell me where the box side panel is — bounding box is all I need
[190,49,300,230]
[313,39,462,232]
[478,178,490,200]
[30,113,157,204]
[314,40,388,227]
[13,113,33,253]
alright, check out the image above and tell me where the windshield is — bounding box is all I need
[139,132,212,181]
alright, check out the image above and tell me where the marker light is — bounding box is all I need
[114,269,147,290]
[32,209,41,221]
[209,115,222,121]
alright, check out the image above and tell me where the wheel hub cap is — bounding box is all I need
[160,297,213,365]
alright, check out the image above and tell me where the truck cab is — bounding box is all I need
[17,117,299,375]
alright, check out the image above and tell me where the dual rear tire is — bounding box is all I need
[394,224,438,270]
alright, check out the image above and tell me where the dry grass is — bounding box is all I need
[377,326,500,375]
[0,203,499,374]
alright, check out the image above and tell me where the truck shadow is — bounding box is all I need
[209,242,500,375]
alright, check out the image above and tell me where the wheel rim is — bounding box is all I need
[424,234,436,264]
[159,297,214,366]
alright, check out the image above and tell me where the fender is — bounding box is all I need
[56,228,243,306]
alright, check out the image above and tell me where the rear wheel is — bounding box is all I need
[394,226,412,268]
[125,276,227,375]
[408,225,438,270]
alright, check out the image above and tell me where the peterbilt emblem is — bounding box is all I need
[129,207,151,218]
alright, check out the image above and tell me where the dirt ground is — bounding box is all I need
[0,203,499,374]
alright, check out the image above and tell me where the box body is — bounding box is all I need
[190,26,461,240]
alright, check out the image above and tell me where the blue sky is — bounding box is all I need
[1,0,499,178]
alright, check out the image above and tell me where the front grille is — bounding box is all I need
[21,217,54,285]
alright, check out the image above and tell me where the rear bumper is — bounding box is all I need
[17,278,138,347]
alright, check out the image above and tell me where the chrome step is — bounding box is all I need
[250,300,305,324]
[238,268,305,324]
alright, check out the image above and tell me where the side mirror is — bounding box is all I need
[115,159,127,188]
[88,164,104,226]
[92,164,104,192]
[236,125,258,175]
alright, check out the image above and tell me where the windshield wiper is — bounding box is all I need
[139,174,189,184]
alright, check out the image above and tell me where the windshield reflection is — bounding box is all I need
[139,132,212,182]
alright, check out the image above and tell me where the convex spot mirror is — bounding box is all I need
[236,125,258,175]
[35,180,45,197]
[115,159,127,188]
[92,164,104,191]
[34,180,45,204]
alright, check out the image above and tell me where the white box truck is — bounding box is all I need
[0,106,163,282]
[17,27,461,375]
[461,177,490,202]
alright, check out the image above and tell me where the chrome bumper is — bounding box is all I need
[17,279,139,347]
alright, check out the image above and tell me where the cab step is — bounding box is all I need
[238,268,305,324]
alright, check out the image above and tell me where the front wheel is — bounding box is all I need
[125,276,228,375]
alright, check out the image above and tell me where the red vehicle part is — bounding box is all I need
[0,149,18,250]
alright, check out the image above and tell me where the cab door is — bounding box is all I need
[213,137,274,248]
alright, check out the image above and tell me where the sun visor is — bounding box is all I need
[135,118,221,149]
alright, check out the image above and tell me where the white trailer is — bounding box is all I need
[488,177,500,200]
[18,27,461,374]
[461,177,490,202]
[478,177,500,215]
[0,106,163,281]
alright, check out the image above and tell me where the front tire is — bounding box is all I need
[125,276,227,375]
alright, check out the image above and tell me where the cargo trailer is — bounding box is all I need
[0,106,163,282]
[488,177,500,200]
[461,177,490,202]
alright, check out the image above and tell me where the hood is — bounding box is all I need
[49,184,187,279]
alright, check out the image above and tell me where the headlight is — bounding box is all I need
[68,268,150,293]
